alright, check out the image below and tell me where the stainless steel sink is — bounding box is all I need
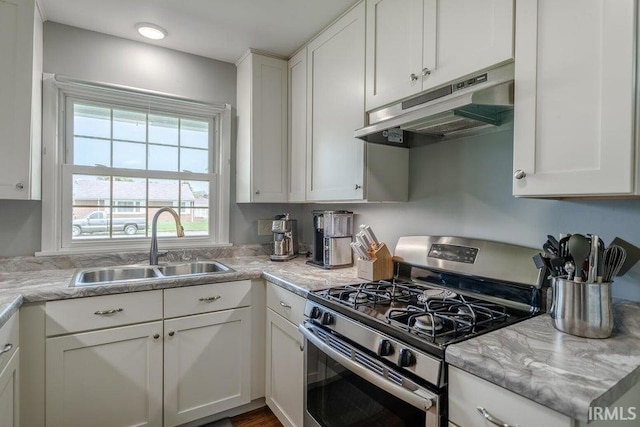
[156,261,232,276]
[72,261,235,286]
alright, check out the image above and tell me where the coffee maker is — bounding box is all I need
[270,213,298,261]
[307,210,354,269]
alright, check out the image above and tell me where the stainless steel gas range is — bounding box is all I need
[299,236,547,427]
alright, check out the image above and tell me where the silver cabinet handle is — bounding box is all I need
[410,73,419,82]
[255,189,261,195]
[477,407,519,427]
[152,333,160,340]
[199,295,221,302]
[514,169,526,180]
[15,182,24,190]
[94,308,124,315]
[354,184,362,190]
[168,331,175,337]
[422,68,431,77]
[279,301,292,309]
[0,343,13,355]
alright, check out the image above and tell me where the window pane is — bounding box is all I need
[113,109,146,142]
[72,207,112,240]
[74,104,111,138]
[181,208,208,236]
[184,180,210,200]
[113,141,146,170]
[148,208,183,238]
[148,145,178,172]
[73,175,111,205]
[149,114,178,146]
[112,177,146,203]
[180,119,208,149]
[148,179,179,207]
[74,137,111,167]
[180,148,208,173]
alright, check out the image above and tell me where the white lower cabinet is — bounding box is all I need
[45,282,253,427]
[265,283,305,427]
[0,350,19,427]
[46,321,164,427]
[164,308,251,426]
[449,366,571,427]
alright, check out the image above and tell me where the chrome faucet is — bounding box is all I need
[150,207,185,265]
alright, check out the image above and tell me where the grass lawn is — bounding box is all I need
[156,221,208,232]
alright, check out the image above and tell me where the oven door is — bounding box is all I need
[300,321,443,427]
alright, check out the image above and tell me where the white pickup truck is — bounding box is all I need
[72,211,147,236]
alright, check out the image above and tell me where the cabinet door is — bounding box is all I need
[46,322,163,427]
[164,308,251,426]
[0,349,19,427]
[288,49,307,202]
[0,0,41,200]
[423,0,514,91]
[513,0,637,197]
[306,2,366,201]
[365,0,424,110]
[236,53,288,203]
[266,309,304,427]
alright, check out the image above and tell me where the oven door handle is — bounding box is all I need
[299,323,437,412]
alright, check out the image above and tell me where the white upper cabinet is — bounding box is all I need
[306,1,408,202]
[288,48,307,202]
[236,51,288,203]
[0,0,42,200]
[366,0,514,111]
[513,0,637,197]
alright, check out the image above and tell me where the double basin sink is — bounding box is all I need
[72,261,234,287]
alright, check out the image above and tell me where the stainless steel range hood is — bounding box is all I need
[354,63,514,147]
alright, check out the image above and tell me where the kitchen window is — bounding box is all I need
[40,75,231,254]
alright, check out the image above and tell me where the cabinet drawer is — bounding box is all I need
[266,282,306,326]
[449,366,571,427]
[0,312,18,373]
[164,280,251,318]
[46,290,163,336]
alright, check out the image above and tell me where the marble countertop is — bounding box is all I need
[446,301,640,421]
[1,249,639,422]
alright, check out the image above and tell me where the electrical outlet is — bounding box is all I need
[257,219,273,236]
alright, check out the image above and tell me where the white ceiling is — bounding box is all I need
[38,0,360,64]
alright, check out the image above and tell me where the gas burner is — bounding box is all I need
[413,314,443,332]
[417,288,457,303]
[455,305,474,317]
[387,286,408,298]
[348,292,370,305]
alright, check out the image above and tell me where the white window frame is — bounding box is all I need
[39,74,231,255]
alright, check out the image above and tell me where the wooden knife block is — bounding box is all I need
[357,243,394,281]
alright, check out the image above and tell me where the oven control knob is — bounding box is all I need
[321,312,334,326]
[309,306,322,319]
[377,339,394,357]
[397,348,415,368]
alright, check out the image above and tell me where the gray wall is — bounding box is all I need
[303,130,640,302]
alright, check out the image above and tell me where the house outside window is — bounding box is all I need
[40,76,231,254]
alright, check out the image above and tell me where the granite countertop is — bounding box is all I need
[1,249,640,422]
[446,301,640,421]
[0,253,361,327]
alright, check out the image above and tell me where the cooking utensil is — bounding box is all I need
[568,234,590,282]
[360,224,379,246]
[546,235,560,252]
[351,242,371,260]
[563,261,575,281]
[609,237,640,276]
[543,241,558,257]
[356,231,372,249]
[587,234,599,283]
[603,245,626,282]
[558,235,571,258]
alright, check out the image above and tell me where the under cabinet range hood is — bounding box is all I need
[354,63,514,147]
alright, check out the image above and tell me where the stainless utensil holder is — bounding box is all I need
[550,277,613,339]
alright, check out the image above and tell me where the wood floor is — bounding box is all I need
[230,406,283,427]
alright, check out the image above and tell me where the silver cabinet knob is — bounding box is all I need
[354,184,362,190]
[422,68,431,77]
[168,331,175,337]
[0,343,13,355]
[153,333,160,340]
[15,182,24,190]
[410,73,419,82]
[513,169,526,180]
[255,189,260,195]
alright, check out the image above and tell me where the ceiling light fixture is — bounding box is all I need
[136,23,167,40]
